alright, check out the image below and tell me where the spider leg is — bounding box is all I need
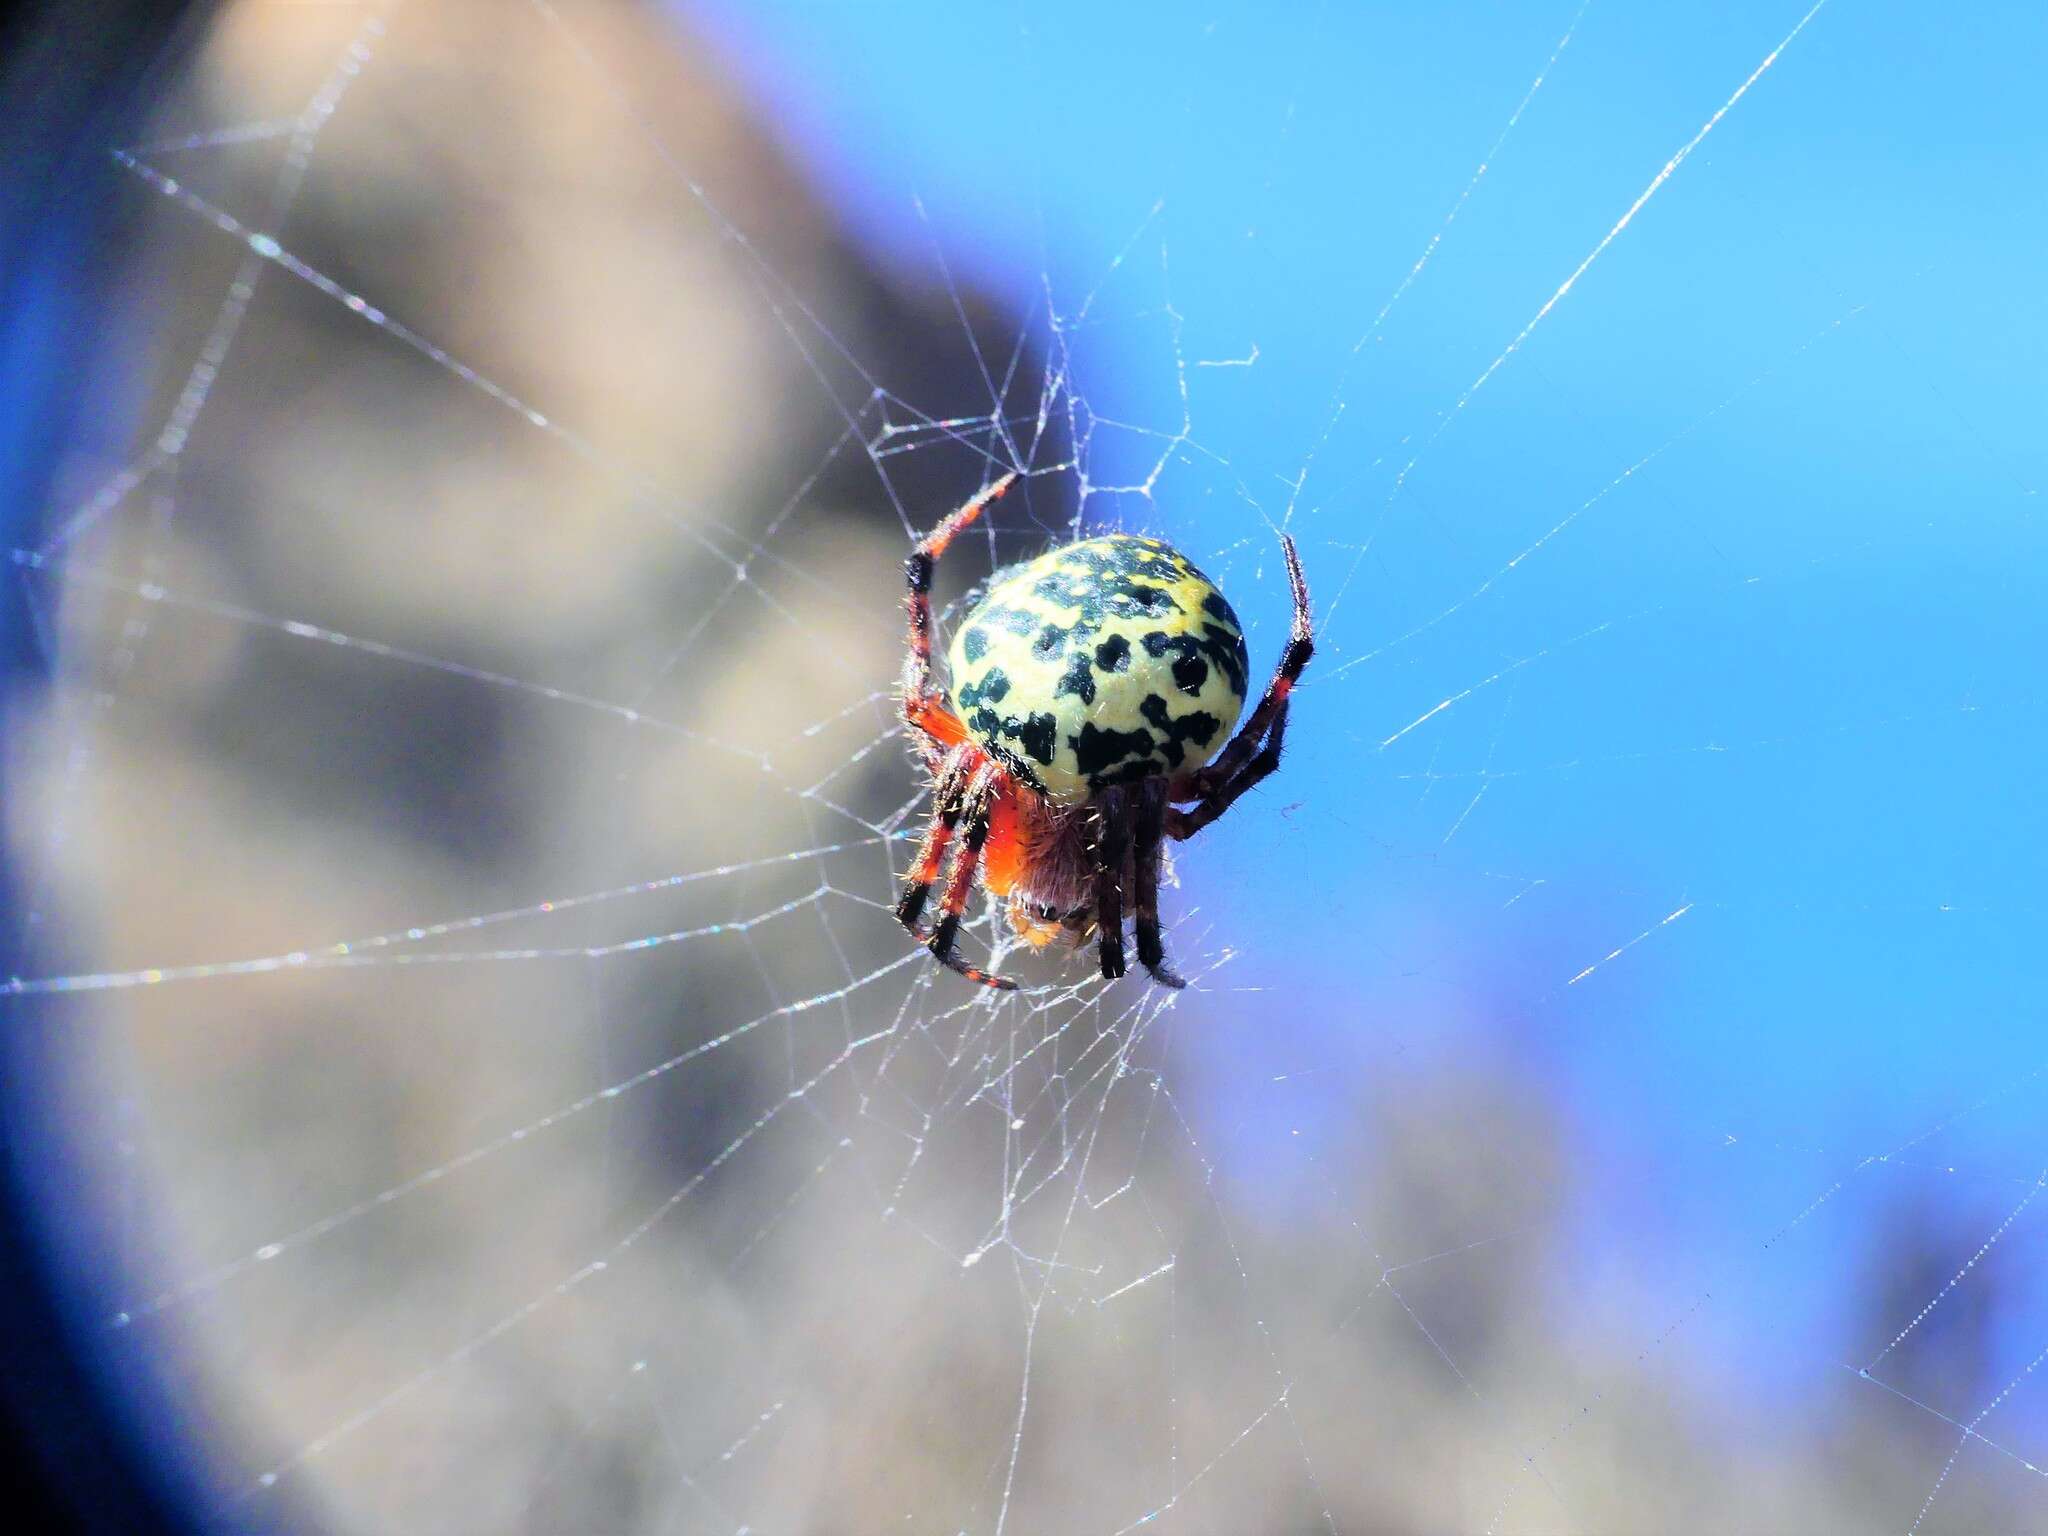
[894,745,977,932]
[1167,699,1289,842]
[918,762,1018,990]
[918,941,1016,991]
[900,471,1019,762]
[1131,779,1185,989]
[1090,785,1133,981]
[902,696,967,768]
[1177,531,1312,806]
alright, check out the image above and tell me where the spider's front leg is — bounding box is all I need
[1168,700,1289,842]
[899,471,1018,764]
[1170,532,1312,840]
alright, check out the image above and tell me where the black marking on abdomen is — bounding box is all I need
[956,667,1057,777]
[1071,720,1154,777]
[980,603,1040,638]
[1141,625,1248,700]
[1015,712,1057,765]
[1087,758,1163,792]
[956,667,1011,709]
[1139,695,1223,767]
[1053,651,1096,705]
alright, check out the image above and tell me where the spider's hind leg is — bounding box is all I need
[1132,779,1185,989]
[915,761,1020,992]
[895,745,977,932]
[1089,786,1132,981]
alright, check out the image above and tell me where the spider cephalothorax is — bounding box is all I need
[896,472,1313,990]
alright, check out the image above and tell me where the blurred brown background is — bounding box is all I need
[5,3,2034,1532]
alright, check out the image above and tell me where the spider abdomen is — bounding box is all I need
[947,534,1250,807]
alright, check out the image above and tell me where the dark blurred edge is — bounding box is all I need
[0,2,258,1532]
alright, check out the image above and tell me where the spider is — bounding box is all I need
[895,471,1314,990]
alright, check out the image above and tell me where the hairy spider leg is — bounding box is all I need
[1090,785,1132,980]
[1181,531,1312,797]
[1170,532,1313,841]
[894,744,977,931]
[1130,779,1185,988]
[919,761,1019,990]
[899,470,1019,762]
[1169,702,1290,842]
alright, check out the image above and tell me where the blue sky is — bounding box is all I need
[687,0,2048,1428]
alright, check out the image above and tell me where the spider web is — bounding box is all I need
[6,1,2047,1532]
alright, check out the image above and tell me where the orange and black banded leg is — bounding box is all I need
[1131,779,1185,988]
[917,762,1017,990]
[1091,785,1132,980]
[1168,700,1288,843]
[1179,532,1312,808]
[900,470,1019,757]
[902,694,967,769]
[895,746,976,932]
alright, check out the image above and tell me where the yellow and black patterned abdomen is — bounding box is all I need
[947,534,1250,807]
